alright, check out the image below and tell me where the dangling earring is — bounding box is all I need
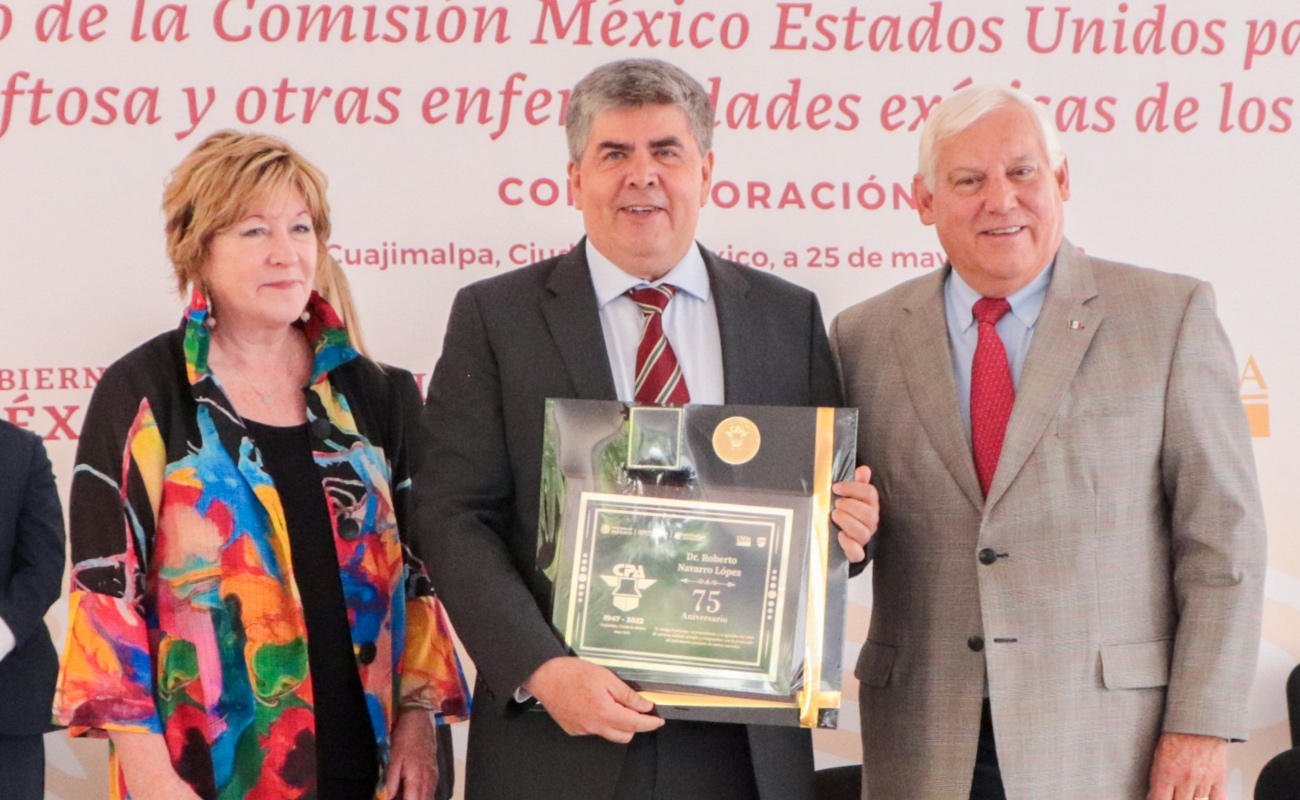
[201,282,216,329]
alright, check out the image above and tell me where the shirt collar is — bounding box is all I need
[945,258,1055,333]
[586,239,711,308]
[182,287,359,387]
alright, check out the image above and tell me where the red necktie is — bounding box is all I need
[971,297,1015,497]
[628,285,691,405]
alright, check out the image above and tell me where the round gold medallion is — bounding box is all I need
[712,416,761,465]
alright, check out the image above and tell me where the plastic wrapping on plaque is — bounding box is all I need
[536,399,857,728]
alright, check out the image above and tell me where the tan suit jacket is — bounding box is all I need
[830,241,1266,799]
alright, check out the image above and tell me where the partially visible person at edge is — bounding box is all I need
[52,130,470,800]
[0,419,66,800]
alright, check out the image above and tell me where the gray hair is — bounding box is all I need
[917,85,1066,191]
[566,59,714,162]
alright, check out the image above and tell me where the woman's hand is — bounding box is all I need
[108,731,204,800]
[385,709,439,800]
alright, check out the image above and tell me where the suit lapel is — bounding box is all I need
[985,241,1102,510]
[541,241,618,400]
[894,269,985,512]
[705,248,763,405]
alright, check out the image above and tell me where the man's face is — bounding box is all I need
[915,104,1070,298]
[569,103,713,281]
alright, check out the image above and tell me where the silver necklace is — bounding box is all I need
[212,333,303,406]
[235,373,276,405]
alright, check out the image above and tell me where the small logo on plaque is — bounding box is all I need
[600,563,658,612]
[736,535,752,547]
[713,416,761,465]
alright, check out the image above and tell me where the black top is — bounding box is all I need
[245,419,378,793]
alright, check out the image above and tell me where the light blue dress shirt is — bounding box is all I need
[586,239,725,405]
[945,262,1054,440]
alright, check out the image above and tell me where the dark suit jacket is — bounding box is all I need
[417,242,839,800]
[0,420,65,737]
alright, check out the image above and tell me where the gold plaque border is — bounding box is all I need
[797,407,837,727]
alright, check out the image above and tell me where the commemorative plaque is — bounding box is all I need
[537,400,857,728]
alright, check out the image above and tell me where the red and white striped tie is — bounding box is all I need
[628,285,691,405]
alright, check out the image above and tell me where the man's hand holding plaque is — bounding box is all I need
[833,465,878,564]
[523,657,665,743]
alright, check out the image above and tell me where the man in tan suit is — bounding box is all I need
[832,85,1266,800]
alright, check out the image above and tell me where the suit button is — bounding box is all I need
[968,635,985,652]
[310,418,332,439]
[337,517,361,541]
[978,548,997,565]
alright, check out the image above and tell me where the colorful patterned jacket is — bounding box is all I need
[54,292,470,799]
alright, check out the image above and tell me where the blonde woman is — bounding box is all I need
[54,131,468,800]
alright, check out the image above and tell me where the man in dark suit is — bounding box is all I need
[0,420,66,799]
[416,59,878,800]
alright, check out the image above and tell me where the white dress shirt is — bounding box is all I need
[586,239,725,405]
[0,617,14,661]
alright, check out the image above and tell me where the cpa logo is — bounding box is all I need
[712,416,761,465]
[722,422,749,448]
[601,563,657,612]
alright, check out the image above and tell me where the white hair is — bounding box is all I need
[917,85,1066,191]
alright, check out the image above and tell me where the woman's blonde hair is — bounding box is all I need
[162,130,368,355]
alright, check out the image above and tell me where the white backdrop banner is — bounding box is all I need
[2,1,1297,797]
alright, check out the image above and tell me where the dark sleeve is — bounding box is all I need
[415,286,566,698]
[0,432,66,647]
[65,363,157,596]
[386,366,424,547]
[382,365,472,719]
[809,294,843,408]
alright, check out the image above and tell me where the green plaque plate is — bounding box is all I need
[560,494,795,691]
